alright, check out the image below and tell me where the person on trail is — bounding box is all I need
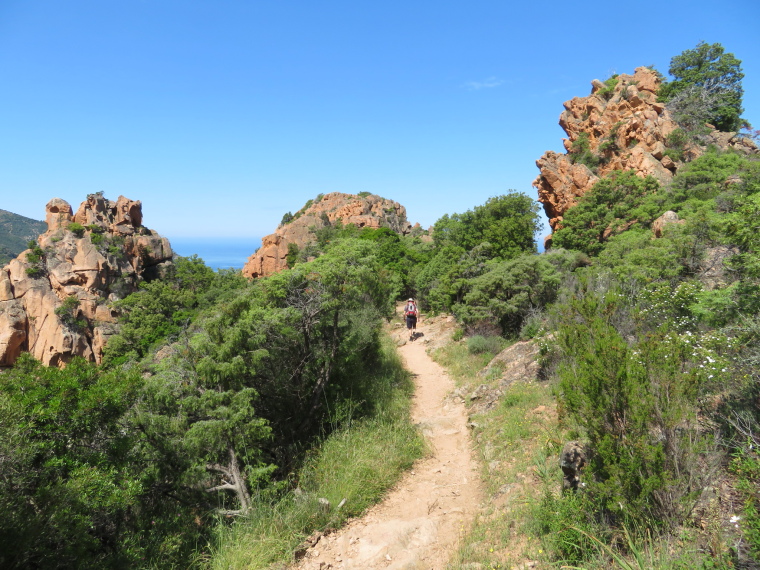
[404,298,419,341]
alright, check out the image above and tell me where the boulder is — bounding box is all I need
[45,198,74,232]
[560,441,586,491]
[651,210,684,238]
[0,299,27,366]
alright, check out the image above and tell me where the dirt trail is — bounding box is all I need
[291,332,484,570]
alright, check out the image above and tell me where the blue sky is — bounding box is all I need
[2,1,759,246]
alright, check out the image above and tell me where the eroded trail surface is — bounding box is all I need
[292,335,483,570]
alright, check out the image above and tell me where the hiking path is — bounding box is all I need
[291,326,484,570]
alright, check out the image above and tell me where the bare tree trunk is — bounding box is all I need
[206,446,251,515]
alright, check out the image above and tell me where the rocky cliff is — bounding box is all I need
[533,66,757,243]
[242,192,412,279]
[0,193,173,367]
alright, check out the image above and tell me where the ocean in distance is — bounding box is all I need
[169,237,261,271]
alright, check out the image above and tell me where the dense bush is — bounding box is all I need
[68,222,86,237]
[552,171,661,256]
[432,192,541,260]
[0,357,187,569]
[555,281,719,527]
[453,253,563,337]
[466,334,505,355]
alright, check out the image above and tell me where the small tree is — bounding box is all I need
[286,242,300,267]
[660,41,745,132]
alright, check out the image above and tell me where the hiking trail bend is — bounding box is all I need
[291,333,484,570]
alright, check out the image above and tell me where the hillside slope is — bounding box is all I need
[0,209,46,266]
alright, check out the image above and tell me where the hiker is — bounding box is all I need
[404,298,419,341]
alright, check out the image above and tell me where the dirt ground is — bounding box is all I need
[290,316,484,570]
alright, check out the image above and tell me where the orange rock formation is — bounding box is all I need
[0,193,173,367]
[533,66,757,244]
[242,192,412,279]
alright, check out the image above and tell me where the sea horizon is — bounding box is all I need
[168,237,261,271]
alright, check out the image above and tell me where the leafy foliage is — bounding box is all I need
[596,74,619,101]
[103,255,241,364]
[54,295,86,330]
[68,222,85,237]
[432,192,541,260]
[555,282,717,527]
[659,41,745,132]
[0,356,172,568]
[454,253,564,336]
[552,171,661,256]
[568,132,602,170]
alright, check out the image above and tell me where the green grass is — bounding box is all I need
[431,341,559,569]
[205,337,426,569]
[432,341,496,381]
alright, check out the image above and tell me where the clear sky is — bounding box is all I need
[1,1,758,245]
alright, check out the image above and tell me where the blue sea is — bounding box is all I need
[169,237,261,271]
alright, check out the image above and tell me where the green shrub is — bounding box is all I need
[357,191,371,198]
[280,211,294,225]
[551,171,661,256]
[598,139,617,154]
[664,128,689,162]
[68,222,85,238]
[519,309,545,340]
[25,240,45,276]
[466,334,504,355]
[286,242,299,267]
[555,285,719,527]
[597,74,619,100]
[569,132,602,170]
[54,296,85,329]
[454,254,562,337]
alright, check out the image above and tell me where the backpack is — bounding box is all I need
[404,302,417,316]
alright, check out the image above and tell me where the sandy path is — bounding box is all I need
[291,334,483,570]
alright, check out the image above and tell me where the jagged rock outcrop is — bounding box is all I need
[533,66,758,243]
[0,193,173,367]
[242,192,412,279]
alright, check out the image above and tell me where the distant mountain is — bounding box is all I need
[0,208,47,266]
